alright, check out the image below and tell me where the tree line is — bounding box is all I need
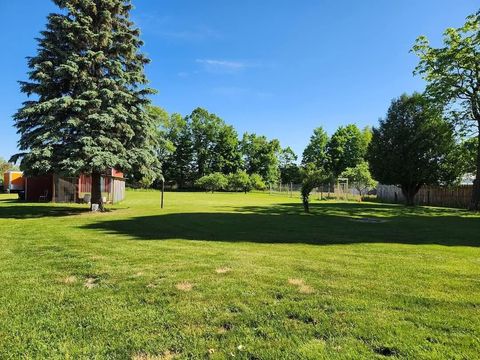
[8,1,480,211]
[144,105,381,195]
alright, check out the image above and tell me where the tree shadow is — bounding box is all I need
[82,202,480,247]
[232,202,470,218]
[0,204,90,219]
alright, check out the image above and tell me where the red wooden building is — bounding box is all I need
[25,169,125,203]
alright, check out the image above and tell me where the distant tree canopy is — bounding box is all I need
[12,0,159,211]
[188,108,242,178]
[368,93,460,206]
[302,127,329,169]
[279,147,301,184]
[326,124,369,178]
[0,157,19,175]
[240,133,281,185]
[152,107,284,189]
[413,10,480,210]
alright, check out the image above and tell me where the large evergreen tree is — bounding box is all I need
[12,0,159,210]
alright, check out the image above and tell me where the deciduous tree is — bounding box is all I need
[279,147,300,184]
[326,124,366,177]
[301,127,329,169]
[300,164,331,213]
[195,172,228,193]
[227,170,252,193]
[241,133,281,184]
[412,10,480,209]
[340,161,376,197]
[368,93,459,206]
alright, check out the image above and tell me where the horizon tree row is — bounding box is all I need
[147,106,297,189]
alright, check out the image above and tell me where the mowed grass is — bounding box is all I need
[0,191,479,359]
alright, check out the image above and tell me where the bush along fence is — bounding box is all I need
[377,184,473,209]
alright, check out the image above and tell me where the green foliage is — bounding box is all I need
[0,157,18,175]
[188,108,242,178]
[279,147,300,184]
[12,0,159,207]
[340,161,376,196]
[368,93,459,205]
[249,173,267,190]
[412,10,480,209]
[301,127,329,169]
[412,10,480,129]
[148,106,190,187]
[227,170,252,193]
[0,158,18,187]
[241,133,281,184]
[300,164,331,213]
[195,172,228,192]
[326,124,367,177]
[460,137,479,175]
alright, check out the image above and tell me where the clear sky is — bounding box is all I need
[0,0,477,161]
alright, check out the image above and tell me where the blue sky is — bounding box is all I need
[0,0,477,161]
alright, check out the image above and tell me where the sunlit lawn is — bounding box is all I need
[0,190,479,359]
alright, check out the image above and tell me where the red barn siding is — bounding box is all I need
[25,175,53,202]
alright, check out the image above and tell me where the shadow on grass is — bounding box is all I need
[0,204,90,219]
[82,202,480,247]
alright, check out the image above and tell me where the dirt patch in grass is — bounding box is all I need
[84,277,99,289]
[132,351,179,360]
[175,282,193,292]
[288,278,314,294]
[298,284,315,294]
[63,276,77,284]
[288,278,305,286]
[215,267,231,274]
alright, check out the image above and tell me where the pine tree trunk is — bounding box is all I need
[469,129,480,211]
[90,171,104,212]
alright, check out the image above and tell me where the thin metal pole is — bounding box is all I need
[161,180,165,209]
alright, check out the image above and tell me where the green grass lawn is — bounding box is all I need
[0,191,479,359]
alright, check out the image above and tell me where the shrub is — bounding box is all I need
[249,173,266,191]
[195,173,228,193]
[227,171,252,193]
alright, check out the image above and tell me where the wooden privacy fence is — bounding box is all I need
[377,184,473,209]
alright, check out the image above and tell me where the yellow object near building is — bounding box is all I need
[3,171,24,193]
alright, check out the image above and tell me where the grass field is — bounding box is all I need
[0,191,479,359]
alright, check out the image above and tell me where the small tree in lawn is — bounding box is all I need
[412,11,480,210]
[340,161,376,197]
[368,93,459,206]
[195,173,228,193]
[249,173,267,191]
[12,0,159,211]
[300,164,331,213]
[227,171,252,193]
